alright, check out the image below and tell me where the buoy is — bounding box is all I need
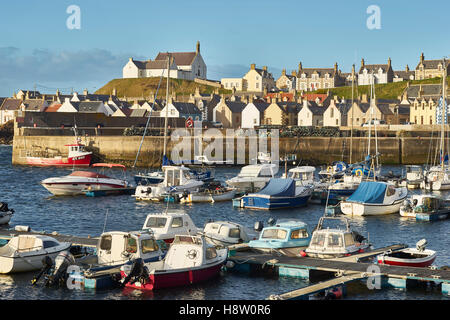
[226,260,235,268]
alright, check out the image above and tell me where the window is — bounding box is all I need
[330,108,334,118]
[253,118,257,124]
[430,116,433,124]
[261,228,287,240]
[386,185,396,197]
[43,240,59,249]
[145,217,167,228]
[171,217,183,228]
[336,119,339,126]
[99,235,112,250]
[327,233,343,247]
[421,116,424,125]
[126,237,137,253]
[311,233,325,246]
[141,239,159,253]
[206,247,217,259]
[344,233,355,246]
[290,229,308,239]
[228,228,240,238]
[256,83,259,89]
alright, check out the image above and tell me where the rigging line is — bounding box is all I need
[132,72,165,168]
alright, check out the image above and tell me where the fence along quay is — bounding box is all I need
[226,245,450,300]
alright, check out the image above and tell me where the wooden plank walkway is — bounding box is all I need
[268,272,366,300]
[0,229,98,247]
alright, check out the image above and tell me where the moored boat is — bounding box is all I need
[225,163,278,193]
[238,178,312,210]
[26,137,92,167]
[40,163,130,196]
[304,216,371,259]
[377,239,436,267]
[0,235,71,274]
[0,202,14,225]
[340,181,407,216]
[141,211,200,243]
[119,235,228,291]
[248,219,311,257]
[400,194,450,221]
[202,221,259,246]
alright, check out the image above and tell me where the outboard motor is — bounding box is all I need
[254,221,264,232]
[416,239,427,252]
[352,231,366,243]
[31,256,54,286]
[267,217,276,226]
[120,258,149,287]
[45,251,75,287]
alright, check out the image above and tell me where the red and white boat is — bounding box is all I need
[40,163,130,196]
[119,235,227,291]
[377,239,436,268]
[26,138,92,167]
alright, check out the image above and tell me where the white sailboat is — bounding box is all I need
[421,61,449,191]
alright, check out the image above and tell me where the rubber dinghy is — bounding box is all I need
[239,178,312,210]
[340,181,407,216]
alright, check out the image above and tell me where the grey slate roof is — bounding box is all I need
[359,64,390,73]
[406,84,443,98]
[172,102,201,115]
[416,59,450,70]
[298,68,335,78]
[252,102,270,113]
[155,52,197,66]
[225,101,246,113]
[77,101,104,113]
[277,102,301,113]
[0,98,22,111]
[22,99,46,111]
[130,109,148,117]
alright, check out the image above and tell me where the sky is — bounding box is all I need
[0,0,449,97]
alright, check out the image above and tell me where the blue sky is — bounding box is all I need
[0,0,449,96]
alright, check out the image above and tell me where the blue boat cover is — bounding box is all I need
[346,181,386,204]
[257,178,295,197]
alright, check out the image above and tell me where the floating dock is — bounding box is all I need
[227,245,450,299]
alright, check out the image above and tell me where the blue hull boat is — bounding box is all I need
[240,178,312,210]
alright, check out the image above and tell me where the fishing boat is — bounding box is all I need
[40,163,130,196]
[340,181,407,216]
[77,231,165,273]
[399,194,450,221]
[304,216,371,259]
[26,137,92,167]
[377,239,436,267]
[403,165,424,189]
[238,178,312,210]
[0,235,71,274]
[0,202,14,225]
[119,235,228,291]
[225,163,278,192]
[318,161,348,180]
[202,221,259,246]
[248,219,310,257]
[134,165,204,201]
[142,211,200,243]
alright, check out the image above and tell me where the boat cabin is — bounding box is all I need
[142,211,199,242]
[203,221,257,245]
[249,219,310,249]
[0,235,64,256]
[65,143,88,158]
[163,235,220,269]
[405,165,423,180]
[409,195,443,212]
[306,217,369,258]
[96,231,162,266]
[237,164,278,178]
[285,166,316,186]
[162,166,193,187]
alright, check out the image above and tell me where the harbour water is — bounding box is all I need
[0,145,449,300]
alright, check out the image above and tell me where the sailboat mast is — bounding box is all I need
[441,58,446,171]
[163,53,170,157]
[350,64,354,164]
[368,73,372,157]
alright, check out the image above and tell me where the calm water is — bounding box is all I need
[0,145,449,300]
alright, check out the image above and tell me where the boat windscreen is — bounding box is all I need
[145,217,167,228]
[261,228,287,240]
[69,171,110,179]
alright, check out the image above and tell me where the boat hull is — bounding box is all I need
[377,249,436,267]
[340,198,406,216]
[41,182,128,196]
[240,194,310,210]
[26,154,91,167]
[121,261,224,291]
[181,190,236,203]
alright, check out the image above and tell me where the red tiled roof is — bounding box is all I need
[44,104,62,112]
[302,93,329,103]
[264,93,295,102]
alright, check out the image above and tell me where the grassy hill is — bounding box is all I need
[315,76,450,100]
[95,77,231,98]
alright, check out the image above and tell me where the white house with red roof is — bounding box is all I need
[123,41,207,80]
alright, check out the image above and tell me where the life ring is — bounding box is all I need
[355,169,363,177]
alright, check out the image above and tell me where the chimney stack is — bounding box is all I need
[298,62,303,72]
[282,68,286,76]
[406,65,410,72]
[361,58,365,68]
[388,57,392,68]
[250,63,256,70]
[196,41,200,54]
[420,52,424,63]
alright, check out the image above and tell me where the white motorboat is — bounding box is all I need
[282,166,318,188]
[202,221,259,246]
[40,163,130,196]
[194,155,233,166]
[404,165,424,189]
[142,211,200,243]
[134,165,204,201]
[377,239,436,268]
[119,235,228,291]
[340,181,407,216]
[0,235,71,274]
[180,188,236,203]
[78,230,164,272]
[328,174,362,196]
[421,166,450,191]
[304,216,371,259]
[0,202,14,225]
[226,163,278,192]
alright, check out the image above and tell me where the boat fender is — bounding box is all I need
[254,221,264,232]
[300,250,307,257]
[15,225,30,232]
[225,260,235,269]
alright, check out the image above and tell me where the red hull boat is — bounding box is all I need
[377,239,436,268]
[120,235,227,291]
[26,140,92,167]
